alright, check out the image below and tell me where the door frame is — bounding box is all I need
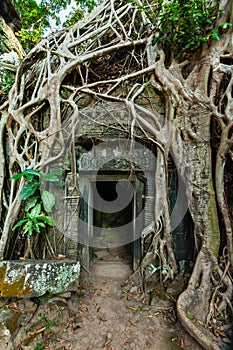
[78,172,144,271]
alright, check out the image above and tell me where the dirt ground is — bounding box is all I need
[0,248,203,350]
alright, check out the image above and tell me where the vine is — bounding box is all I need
[0,0,232,348]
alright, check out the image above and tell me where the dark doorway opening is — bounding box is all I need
[92,180,134,265]
[93,181,133,228]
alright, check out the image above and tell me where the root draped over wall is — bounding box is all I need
[0,1,232,348]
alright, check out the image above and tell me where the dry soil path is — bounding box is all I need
[0,249,203,350]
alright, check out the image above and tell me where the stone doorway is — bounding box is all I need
[92,180,133,248]
[77,173,144,272]
[91,180,134,273]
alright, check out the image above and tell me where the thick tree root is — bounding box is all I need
[177,249,231,350]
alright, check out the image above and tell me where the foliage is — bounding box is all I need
[63,0,100,27]
[0,72,15,94]
[1,0,232,346]
[11,169,61,236]
[34,344,44,350]
[137,0,222,59]
[14,0,99,52]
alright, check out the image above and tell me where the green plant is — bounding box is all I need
[37,313,58,328]
[15,0,100,52]
[1,72,15,94]
[148,263,160,276]
[39,293,52,303]
[11,169,61,236]
[136,0,221,59]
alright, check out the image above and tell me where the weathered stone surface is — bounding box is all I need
[0,260,80,297]
[0,0,21,31]
[92,261,131,279]
[0,17,25,58]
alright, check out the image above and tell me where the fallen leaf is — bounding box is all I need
[129,319,136,326]
[186,311,193,320]
[127,306,138,311]
[98,316,107,322]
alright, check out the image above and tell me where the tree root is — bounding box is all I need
[177,248,232,350]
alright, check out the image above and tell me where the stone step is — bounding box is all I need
[92,261,132,279]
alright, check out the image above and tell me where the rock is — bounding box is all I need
[107,331,112,339]
[0,260,80,298]
[150,295,173,311]
[222,337,232,344]
[0,322,13,348]
[48,297,68,307]
[56,292,72,299]
[129,286,138,294]
[72,315,83,330]
[67,299,79,315]
[121,283,133,293]
[94,250,110,260]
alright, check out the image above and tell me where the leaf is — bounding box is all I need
[25,196,39,212]
[186,311,193,320]
[33,222,41,233]
[30,203,41,217]
[35,215,55,226]
[20,182,39,200]
[37,222,46,228]
[43,216,55,226]
[53,169,63,176]
[23,169,40,181]
[152,35,159,45]
[13,219,28,230]
[23,169,40,177]
[22,221,33,236]
[41,172,62,187]
[211,27,219,41]
[220,22,232,29]
[41,190,56,212]
[148,263,159,275]
[11,173,24,180]
[211,32,219,41]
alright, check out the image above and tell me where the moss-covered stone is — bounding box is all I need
[0,260,80,298]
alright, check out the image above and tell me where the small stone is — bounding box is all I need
[122,284,133,293]
[129,286,138,294]
[72,315,83,329]
[222,338,232,344]
[67,299,79,314]
[223,322,233,330]
[48,297,68,307]
[107,331,112,339]
[4,329,10,336]
[56,292,72,298]
[150,295,173,311]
